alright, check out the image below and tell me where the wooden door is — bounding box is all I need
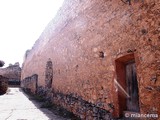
[126,61,140,112]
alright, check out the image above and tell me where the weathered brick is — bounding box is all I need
[21,0,160,119]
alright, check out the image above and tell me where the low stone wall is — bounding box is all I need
[21,74,38,94]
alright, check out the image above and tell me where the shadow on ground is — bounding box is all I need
[21,88,80,120]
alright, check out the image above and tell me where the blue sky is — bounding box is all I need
[0,0,64,67]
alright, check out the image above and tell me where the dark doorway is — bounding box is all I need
[115,54,140,117]
[45,59,53,89]
[126,61,140,112]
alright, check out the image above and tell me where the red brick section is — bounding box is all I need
[21,0,160,119]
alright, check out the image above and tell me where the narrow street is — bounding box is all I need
[0,87,66,120]
[0,1,159,119]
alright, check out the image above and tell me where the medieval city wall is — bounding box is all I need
[21,0,160,119]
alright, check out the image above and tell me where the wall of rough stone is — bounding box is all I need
[21,0,160,119]
[0,63,21,80]
[21,74,38,94]
[0,63,21,86]
[0,75,8,95]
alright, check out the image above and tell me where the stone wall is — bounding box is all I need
[51,88,112,119]
[0,63,21,80]
[0,63,21,86]
[0,75,8,95]
[21,0,160,119]
[21,74,38,94]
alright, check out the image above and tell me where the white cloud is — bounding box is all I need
[0,0,64,67]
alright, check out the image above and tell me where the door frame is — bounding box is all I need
[114,53,140,117]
